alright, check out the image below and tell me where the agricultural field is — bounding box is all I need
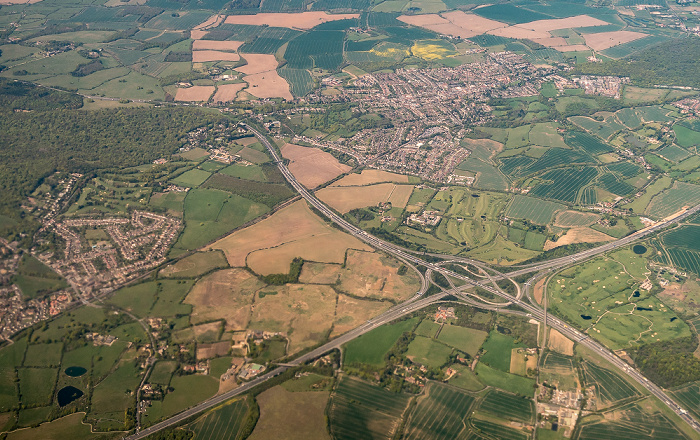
[405,336,454,369]
[281,143,351,188]
[554,210,600,227]
[248,386,330,440]
[476,389,534,424]
[436,324,487,356]
[404,382,476,440]
[328,376,411,440]
[316,183,413,213]
[208,200,371,270]
[190,398,250,440]
[343,318,418,366]
[507,195,565,225]
[480,331,525,372]
[529,166,599,203]
[474,363,536,397]
[645,182,700,219]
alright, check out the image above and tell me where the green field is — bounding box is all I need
[24,343,63,367]
[507,195,565,225]
[405,382,475,440]
[405,336,453,369]
[436,325,487,356]
[18,368,57,406]
[470,417,528,440]
[480,331,524,372]
[176,188,269,250]
[624,176,672,214]
[477,389,534,424]
[149,361,177,386]
[565,131,613,155]
[12,255,67,299]
[171,169,212,188]
[474,363,535,397]
[191,398,250,440]
[329,376,411,440]
[447,363,484,392]
[343,318,418,366]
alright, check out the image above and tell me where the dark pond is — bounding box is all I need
[637,307,652,311]
[580,315,592,320]
[633,245,647,255]
[65,366,87,377]
[57,386,83,407]
[671,317,678,322]
[472,194,480,198]
[633,290,640,297]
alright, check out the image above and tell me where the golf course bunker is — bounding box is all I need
[57,386,84,407]
[64,366,87,377]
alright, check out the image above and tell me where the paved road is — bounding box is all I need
[125,125,700,438]
[245,123,700,434]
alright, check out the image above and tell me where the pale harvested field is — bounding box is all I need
[244,72,293,100]
[249,387,330,440]
[488,26,545,40]
[337,250,421,301]
[531,36,568,47]
[190,29,207,40]
[548,329,574,356]
[331,169,409,186]
[197,341,230,360]
[583,30,647,51]
[281,143,351,188]
[249,284,336,353]
[332,294,391,337]
[543,227,614,250]
[192,40,243,51]
[173,321,221,343]
[533,277,546,305]
[237,53,279,75]
[208,200,371,268]
[192,50,240,62]
[0,0,41,4]
[397,14,447,27]
[184,268,264,330]
[554,210,601,228]
[553,44,590,52]
[224,12,359,30]
[247,233,369,275]
[213,83,247,102]
[399,11,506,39]
[234,136,259,146]
[517,15,606,33]
[489,15,607,43]
[174,86,215,102]
[316,183,413,213]
[195,14,225,29]
[299,262,342,284]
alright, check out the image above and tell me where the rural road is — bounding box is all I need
[123,124,700,439]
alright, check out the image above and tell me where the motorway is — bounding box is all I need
[124,124,700,439]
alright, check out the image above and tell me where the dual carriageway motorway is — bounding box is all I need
[125,124,700,439]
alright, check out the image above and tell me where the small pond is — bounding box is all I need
[57,386,84,407]
[64,366,87,377]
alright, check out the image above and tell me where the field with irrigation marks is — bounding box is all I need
[470,417,529,440]
[597,172,636,196]
[278,67,315,97]
[646,181,700,219]
[284,30,345,70]
[476,389,534,424]
[329,376,411,440]
[657,144,691,163]
[575,401,689,440]
[529,167,598,203]
[565,131,613,155]
[506,195,565,225]
[673,121,700,148]
[666,248,700,276]
[540,351,579,391]
[457,157,510,191]
[570,115,627,140]
[405,383,475,440]
[580,361,641,407]
[191,398,249,440]
[671,382,700,421]
[519,148,595,176]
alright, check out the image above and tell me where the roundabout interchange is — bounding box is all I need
[126,123,700,439]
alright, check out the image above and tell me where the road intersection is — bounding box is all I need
[124,124,700,439]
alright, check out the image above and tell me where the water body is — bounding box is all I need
[633,245,647,255]
[57,386,83,407]
[580,315,592,320]
[64,366,87,377]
